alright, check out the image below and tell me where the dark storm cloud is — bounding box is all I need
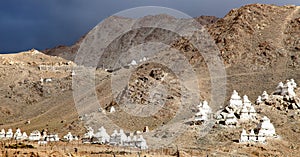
[0,0,299,53]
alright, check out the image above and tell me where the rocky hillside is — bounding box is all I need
[42,4,300,99]
[42,16,219,61]
[0,49,84,135]
[207,4,300,102]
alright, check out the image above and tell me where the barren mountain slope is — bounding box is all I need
[208,4,300,100]
[0,49,84,135]
[42,16,219,62]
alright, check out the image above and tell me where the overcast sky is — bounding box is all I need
[0,0,299,53]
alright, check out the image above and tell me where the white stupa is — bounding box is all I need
[129,60,137,66]
[93,126,110,144]
[274,79,297,98]
[287,80,296,97]
[0,129,5,139]
[256,96,262,105]
[257,130,266,143]
[14,128,23,140]
[243,95,252,108]
[225,111,238,126]
[257,116,276,137]
[29,130,41,141]
[125,136,133,146]
[249,105,257,119]
[194,100,211,123]
[71,70,76,76]
[110,130,120,145]
[22,132,28,140]
[142,57,147,62]
[275,82,284,95]
[137,135,148,150]
[261,91,269,101]
[45,134,59,142]
[202,101,212,114]
[229,90,243,108]
[119,129,128,145]
[249,129,256,142]
[197,101,203,109]
[195,110,208,122]
[240,105,250,121]
[63,132,75,141]
[239,129,266,144]
[6,129,13,139]
[110,106,116,113]
[290,79,297,88]
[239,129,248,143]
[83,127,94,139]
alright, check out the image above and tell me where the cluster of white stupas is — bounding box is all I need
[0,128,27,140]
[256,79,297,104]
[63,132,79,142]
[128,57,148,66]
[82,126,148,149]
[217,90,257,127]
[0,128,62,142]
[240,116,276,144]
[194,100,212,124]
[0,127,147,149]
[238,79,297,144]
[274,79,297,98]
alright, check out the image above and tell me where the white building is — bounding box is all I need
[249,129,256,142]
[240,105,250,120]
[225,111,238,127]
[274,79,297,98]
[239,129,248,143]
[243,95,252,108]
[22,132,28,140]
[257,130,266,143]
[129,60,137,66]
[249,106,257,119]
[124,135,148,149]
[14,128,23,140]
[0,129,5,139]
[261,91,269,101]
[63,132,77,141]
[239,129,266,144]
[195,110,208,122]
[194,100,212,123]
[110,130,121,145]
[136,135,148,150]
[256,96,262,105]
[6,129,13,139]
[240,104,257,121]
[257,116,276,137]
[110,106,116,113]
[229,90,243,109]
[83,127,94,139]
[45,134,59,142]
[29,130,41,141]
[92,126,110,144]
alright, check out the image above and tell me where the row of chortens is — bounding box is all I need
[0,126,148,149]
